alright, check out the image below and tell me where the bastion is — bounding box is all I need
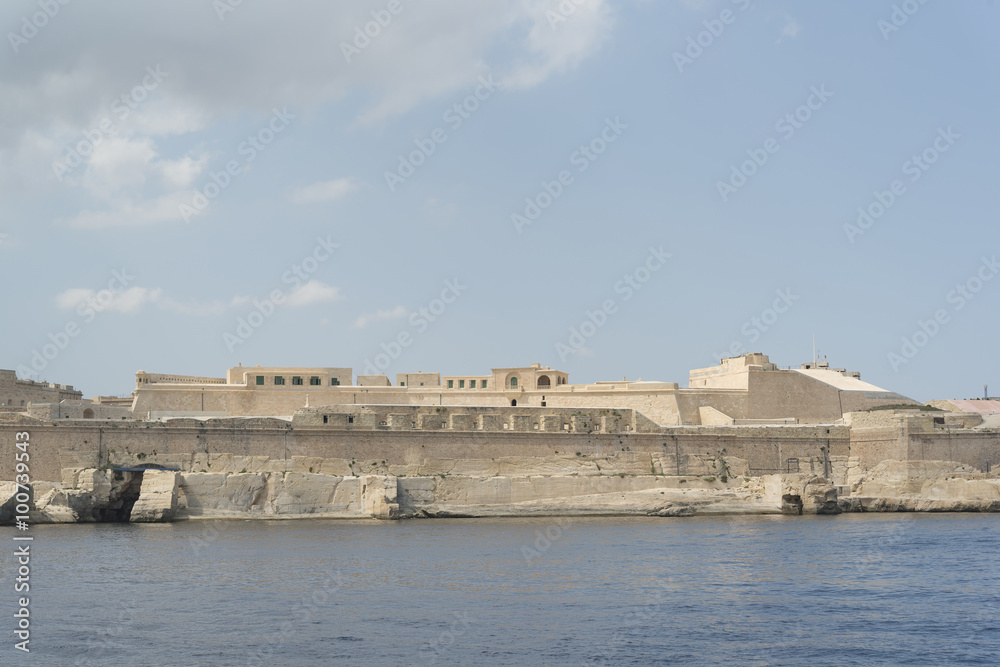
[1,353,998,522]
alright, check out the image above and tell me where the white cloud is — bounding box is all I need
[160,152,209,189]
[354,305,409,329]
[55,286,164,314]
[1,1,616,226]
[54,286,258,316]
[286,280,343,307]
[290,178,357,205]
[59,191,192,229]
[504,0,615,89]
[80,136,157,197]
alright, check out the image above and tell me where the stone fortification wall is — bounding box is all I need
[748,371,843,422]
[0,410,848,484]
[847,410,1000,473]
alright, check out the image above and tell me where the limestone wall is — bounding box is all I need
[847,410,1000,473]
[747,370,842,421]
[906,432,1000,471]
[0,411,849,484]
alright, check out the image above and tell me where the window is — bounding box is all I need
[459,380,465,388]
[292,376,303,386]
[482,380,487,388]
[256,376,265,385]
[310,376,321,386]
[348,416,354,424]
[331,378,340,386]
[448,380,454,388]
[510,377,518,388]
[274,376,285,385]
[400,382,405,386]
[323,416,328,424]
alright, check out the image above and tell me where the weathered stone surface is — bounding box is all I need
[130,471,179,522]
[844,460,1000,512]
[9,454,1000,523]
[359,475,399,519]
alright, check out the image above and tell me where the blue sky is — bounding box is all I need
[1,0,997,402]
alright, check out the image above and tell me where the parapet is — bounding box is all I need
[291,405,660,433]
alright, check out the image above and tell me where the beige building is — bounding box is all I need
[0,369,83,411]
[129,354,917,425]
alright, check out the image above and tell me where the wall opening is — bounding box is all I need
[98,471,144,522]
[510,399,517,407]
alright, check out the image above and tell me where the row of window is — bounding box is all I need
[4,399,26,406]
[447,380,489,389]
[256,376,340,386]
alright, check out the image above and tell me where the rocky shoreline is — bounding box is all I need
[4,459,999,524]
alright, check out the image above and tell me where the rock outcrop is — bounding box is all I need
[7,456,1000,523]
[130,471,179,522]
[841,460,1000,512]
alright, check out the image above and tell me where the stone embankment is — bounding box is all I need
[839,460,1000,512]
[2,458,997,524]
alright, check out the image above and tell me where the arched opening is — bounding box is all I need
[83,408,94,419]
[537,375,551,388]
[510,399,517,407]
[509,377,518,388]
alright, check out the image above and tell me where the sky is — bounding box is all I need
[1,0,998,403]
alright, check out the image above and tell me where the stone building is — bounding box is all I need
[0,369,83,411]
[129,354,917,425]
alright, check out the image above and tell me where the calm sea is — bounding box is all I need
[6,514,999,666]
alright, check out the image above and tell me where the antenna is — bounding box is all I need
[812,333,816,365]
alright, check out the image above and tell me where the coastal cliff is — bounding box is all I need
[6,457,997,523]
